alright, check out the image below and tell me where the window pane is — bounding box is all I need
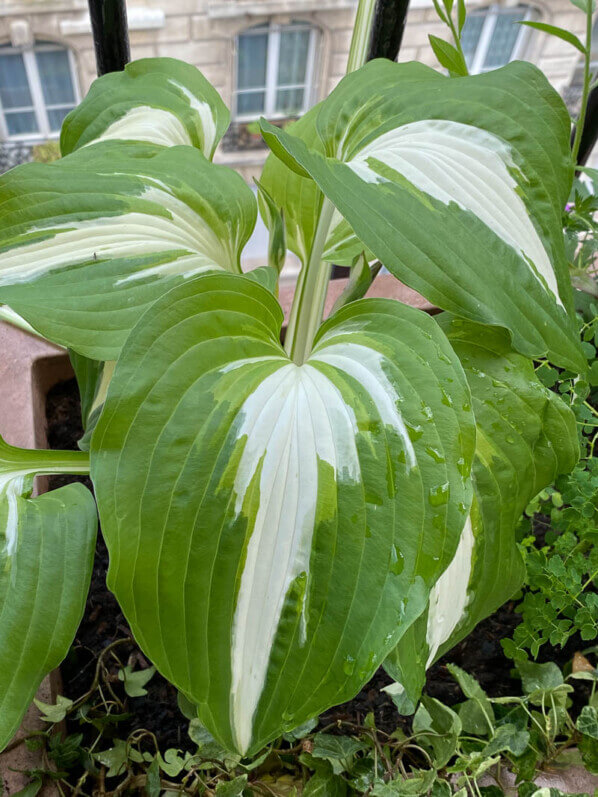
[278,27,310,87]
[237,90,266,115]
[461,13,485,68]
[483,9,525,68]
[5,110,38,135]
[237,32,268,90]
[275,87,305,115]
[47,106,74,131]
[0,52,33,109]
[36,49,76,106]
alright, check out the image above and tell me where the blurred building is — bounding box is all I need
[0,0,593,270]
[0,0,593,172]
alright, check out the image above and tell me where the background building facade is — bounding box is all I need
[0,0,592,168]
[0,0,592,267]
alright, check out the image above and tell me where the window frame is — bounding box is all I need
[464,4,534,74]
[233,21,318,122]
[0,40,80,142]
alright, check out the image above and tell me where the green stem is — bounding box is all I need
[0,438,90,477]
[346,0,378,73]
[571,2,593,163]
[285,0,377,363]
[447,14,468,71]
[284,198,335,363]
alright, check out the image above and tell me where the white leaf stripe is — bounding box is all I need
[425,515,474,666]
[61,58,228,158]
[349,120,562,305]
[91,106,194,149]
[260,60,583,371]
[261,311,474,732]
[91,274,475,754]
[0,143,256,359]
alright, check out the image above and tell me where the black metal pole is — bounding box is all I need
[573,83,598,167]
[88,0,130,76]
[332,0,411,280]
[367,0,411,63]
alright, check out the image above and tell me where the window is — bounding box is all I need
[0,41,79,140]
[461,5,533,74]
[234,21,318,120]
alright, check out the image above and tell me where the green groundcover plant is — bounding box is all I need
[0,0,593,761]
[8,651,598,795]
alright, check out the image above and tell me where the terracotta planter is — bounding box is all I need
[0,322,71,795]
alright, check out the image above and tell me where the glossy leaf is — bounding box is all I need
[384,317,578,704]
[0,437,97,751]
[61,58,228,158]
[91,272,475,755]
[260,59,584,372]
[0,141,256,360]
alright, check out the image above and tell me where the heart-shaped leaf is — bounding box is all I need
[91,272,475,754]
[260,59,584,372]
[384,317,578,705]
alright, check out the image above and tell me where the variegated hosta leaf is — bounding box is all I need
[383,317,579,709]
[0,437,97,751]
[0,141,256,360]
[61,58,228,158]
[260,59,585,373]
[91,272,476,755]
[69,351,116,451]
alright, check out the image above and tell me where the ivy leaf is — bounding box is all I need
[482,723,530,756]
[447,664,495,731]
[146,758,161,797]
[33,695,73,724]
[412,697,461,767]
[188,718,238,766]
[516,660,564,693]
[215,775,248,796]
[95,739,131,778]
[283,716,318,742]
[579,732,598,774]
[577,705,598,739]
[311,733,366,774]
[156,749,193,777]
[371,769,436,795]
[458,699,493,736]
[303,770,348,796]
[118,664,156,698]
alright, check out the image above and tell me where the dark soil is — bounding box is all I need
[46,377,590,754]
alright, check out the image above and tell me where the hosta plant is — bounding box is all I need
[0,1,585,757]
